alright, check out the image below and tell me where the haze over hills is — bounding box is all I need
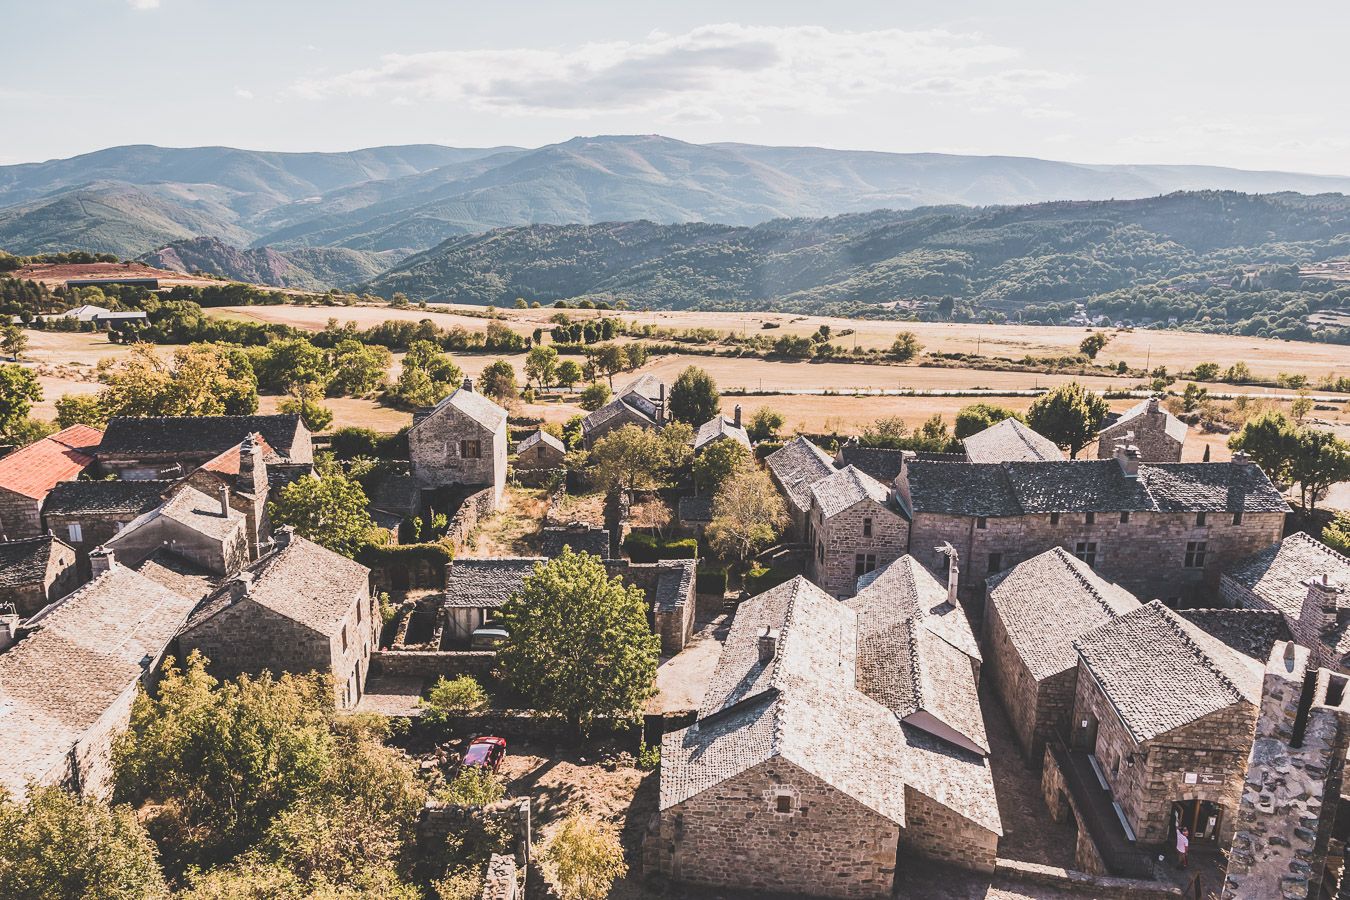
[138,236,398,292]
[3,135,1350,261]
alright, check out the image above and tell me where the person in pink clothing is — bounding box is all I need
[1176,826,1190,869]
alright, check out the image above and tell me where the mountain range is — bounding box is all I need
[4,135,1350,264]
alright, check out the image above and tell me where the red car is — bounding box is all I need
[462,736,507,774]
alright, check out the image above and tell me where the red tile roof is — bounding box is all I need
[0,425,102,500]
[198,433,274,476]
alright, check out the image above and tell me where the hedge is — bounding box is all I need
[695,567,727,595]
[355,541,454,568]
[657,538,698,560]
[623,533,699,563]
[745,564,796,596]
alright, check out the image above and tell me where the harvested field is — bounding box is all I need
[11,261,221,289]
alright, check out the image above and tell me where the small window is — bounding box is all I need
[460,439,482,459]
[1050,512,1061,526]
[854,553,877,576]
[862,517,873,538]
[341,625,349,653]
[817,542,825,563]
[1232,511,1244,526]
[1196,512,1207,527]
[356,600,363,624]
[1086,512,1097,525]
[1119,511,1131,524]
[988,552,1004,574]
[1074,541,1098,568]
[776,794,793,814]
[1185,541,1208,569]
[67,522,83,543]
[976,516,988,530]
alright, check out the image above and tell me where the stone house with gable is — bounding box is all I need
[0,558,197,798]
[42,479,170,561]
[0,424,101,539]
[0,534,81,617]
[409,380,509,509]
[963,417,1063,463]
[177,529,377,709]
[96,414,312,483]
[806,465,907,597]
[692,405,750,454]
[984,547,1141,762]
[182,434,273,560]
[765,436,836,542]
[1097,396,1187,462]
[104,483,250,577]
[654,576,1000,897]
[1043,601,1263,874]
[514,429,565,471]
[580,374,667,448]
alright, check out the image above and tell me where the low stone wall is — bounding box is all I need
[481,853,518,900]
[447,486,497,548]
[418,797,531,891]
[512,467,564,489]
[371,649,497,681]
[425,709,641,745]
[994,859,1181,899]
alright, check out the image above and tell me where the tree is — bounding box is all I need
[421,676,488,729]
[55,393,109,429]
[1191,362,1220,381]
[1078,332,1110,359]
[861,415,908,448]
[330,340,392,396]
[589,425,670,499]
[669,367,720,426]
[525,345,559,390]
[911,414,954,453]
[1291,391,1314,423]
[1288,429,1350,513]
[578,382,611,412]
[279,384,334,432]
[587,344,628,387]
[268,474,378,556]
[954,403,1021,440]
[1324,513,1350,555]
[1223,361,1253,383]
[497,548,659,735]
[0,364,42,439]
[556,360,584,390]
[747,407,785,443]
[693,438,751,494]
[706,460,789,563]
[889,331,922,361]
[255,339,332,393]
[1228,411,1299,485]
[1025,383,1109,458]
[1,324,27,360]
[478,360,519,405]
[402,340,462,386]
[91,343,258,419]
[1182,382,1209,413]
[541,814,626,900]
[0,785,169,900]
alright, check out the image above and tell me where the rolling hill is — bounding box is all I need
[137,236,398,292]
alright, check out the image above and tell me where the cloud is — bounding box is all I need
[234,88,254,101]
[127,0,160,9]
[290,23,1069,118]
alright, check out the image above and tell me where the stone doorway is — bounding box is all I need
[1170,798,1222,846]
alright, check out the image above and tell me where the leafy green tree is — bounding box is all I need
[92,343,258,419]
[1223,361,1254,383]
[587,344,628,387]
[391,366,447,409]
[55,393,108,429]
[541,814,627,900]
[1078,332,1110,358]
[953,403,1021,440]
[1191,362,1220,381]
[478,360,518,405]
[669,366,720,426]
[556,359,584,390]
[497,548,659,735]
[1,324,27,360]
[330,340,392,396]
[268,474,378,556]
[525,345,559,389]
[747,407,785,442]
[1288,429,1350,513]
[0,364,42,439]
[437,768,505,807]
[693,438,751,493]
[561,414,586,450]
[706,460,789,563]
[1182,383,1209,412]
[421,676,488,729]
[279,384,334,432]
[861,415,909,448]
[889,331,922,361]
[0,785,169,900]
[255,339,332,393]
[1324,513,1350,555]
[1025,382,1110,458]
[1228,410,1299,485]
[578,382,611,412]
[589,424,670,500]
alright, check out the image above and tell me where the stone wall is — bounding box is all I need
[69,681,139,799]
[1216,573,1259,609]
[109,512,250,577]
[897,786,998,873]
[371,649,498,681]
[409,401,506,508]
[809,499,909,598]
[0,541,80,617]
[0,488,41,539]
[515,443,564,471]
[983,598,1074,762]
[654,757,901,899]
[418,797,531,891]
[1097,408,1183,463]
[446,486,498,549]
[1040,745,1112,877]
[43,511,135,560]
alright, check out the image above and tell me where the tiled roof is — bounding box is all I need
[1224,533,1350,620]
[108,485,245,558]
[42,479,171,517]
[516,429,564,455]
[99,415,308,463]
[987,548,1140,681]
[198,433,276,475]
[1176,608,1292,662]
[416,385,508,434]
[538,526,610,558]
[1075,600,1263,743]
[0,535,63,590]
[581,375,665,437]
[581,395,657,436]
[664,575,1001,834]
[677,494,713,524]
[0,565,196,797]
[0,425,101,501]
[694,416,750,452]
[963,418,1063,463]
[905,459,1289,517]
[185,534,368,635]
[443,558,545,609]
[1106,398,1188,444]
[132,548,217,602]
[836,445,906,485]
[765,437,835,514]
[809,465,890,519]
[652,560,696,614]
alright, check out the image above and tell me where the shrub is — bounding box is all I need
[421,676,489,731]
[744,564,796,595]
[695,567,727,596]
[623,532,658,562]
[437,766,505,807]
[656,537,698,559]
[542,814,626,900]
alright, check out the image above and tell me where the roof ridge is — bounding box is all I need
[1152,603,1247,706]
[1054,548,1124,618]
[1291,530,1350,567]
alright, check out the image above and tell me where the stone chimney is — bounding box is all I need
[0,603,21,653]
[89,546,117,577]
[733,404,742,429]
[218,484,231,518]
[274,525,295,550]
[1223,641,1350,899]
[1232,449,1251,466]
[1147,395,1161,415]
[228,571,254,601]
[1296,574,1344,668]
[462,377,474,393]
[657,383,667,424]
[236,434,267,496]
[935,542,959,604]
[758,626,780,664]
[1114,443,1140,478]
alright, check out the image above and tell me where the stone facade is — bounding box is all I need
[513,431,565,471]
[655,757,902,899]
[0,487,42,540]
[808,498,908,597]
[106,492,250,577]
[983,596,1078,761]
[1097,398,1185,462]
[898,786,998,874]
[0,537,81,618]
[409,384,509,509]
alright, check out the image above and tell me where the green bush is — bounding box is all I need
[753,440,785,461]
[623,532,658,562]
[695,567,727,595]
[745,564,796,595]
[657,537,698,560]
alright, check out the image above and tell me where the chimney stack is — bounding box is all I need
[657,383,667,424]
[1114,443,1140,478]
[1297,574,1344,668]
[1232,450,1251,466]
[274,525,295,550]
[228,571,254,600]
[758,626,780,664]
[935,542,959,604]
[218,484,231,518]
[1147,396,1161,414]
[89,546,117,577]
[462,377,474,393]
[734,404,742,428]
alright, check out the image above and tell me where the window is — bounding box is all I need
[1074,541,1098,568]
[1085,512,1096,525]
[356,600,363,624]
[341,625,349,653]
[976,516,988,530]
[1232,511,1244,526]
[1050,512,1061,526]
[776,794,793,814]
[460,439,482,459]
[67,522,83,543]
[854,553,877,576]
[988,552,1004,574]
[817,542,825,563]
[1196,512,1207,527]
[1119,511,1131,524]
[1185,541,1208,569]
[862,517,873,538]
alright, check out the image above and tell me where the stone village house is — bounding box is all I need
[805,465,908,598]
[96,413,313,483]
[409,380,509,510]
[41,479,170,563]
[963,417,1064,463]
[766,436,836,543]
[513,429,565,471]
[0,534,81,618]
[0,424,102,539]
[177,529,378,709]
[580,374,667,448]
[1097,396,1187,463]
[104,482,250,578]
[181,434,273,561]
[692,405,750,455]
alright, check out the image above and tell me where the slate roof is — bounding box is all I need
[652,560,696,614]
[444,558,545,609]
[809,465,890,519]
[99,414,309,463]
[581,375,665,437]
[42,479,171,517]
[0,535,63,590]
[765,437,835,514]
[184,533,368,635]
[677,494,713,524]
[416,385,508,434]
[0,425,101,501]
[131,548,217,603]
[904,459,1289,517]
[963,418,1063,463]
[853,555,980,661]
[538,526,610,558]
[198,433,277,474]
[1223,532,1350,620]
[1176,608,1292,662]
[0,565,196,797]
[1106,398,1188,444]
[836,445,906,485]
[986,547,1140,682]
[1074,600,1263,743]
[516,429,564,455]
[665,576,1000,834]
[694,415,751,452]
[108,485,245,557]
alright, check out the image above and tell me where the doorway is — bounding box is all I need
[1170,799,1222,846]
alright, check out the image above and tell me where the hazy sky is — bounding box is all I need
[4,0,1348,173]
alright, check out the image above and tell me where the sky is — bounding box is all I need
[3,0,1348,173]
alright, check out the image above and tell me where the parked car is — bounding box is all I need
[462,735,507,774]
[470,625,509,650]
